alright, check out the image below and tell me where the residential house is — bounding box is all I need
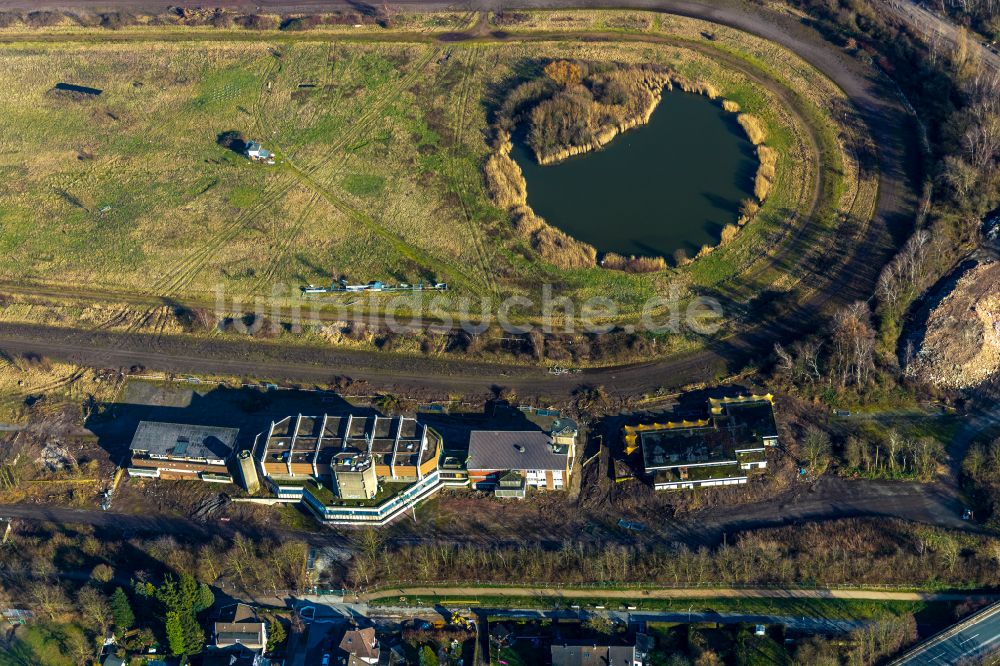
[126,421,237,482]
[551,639,648,666]
[625,394,778,490]
[466,421,576,495]
[212,603,268,653]
[202,648,272,666]
[339,627,379,665]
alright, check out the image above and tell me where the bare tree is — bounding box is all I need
[831,302,876,388]
[802,427,832,472]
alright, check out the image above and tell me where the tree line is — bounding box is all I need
[347,518,1000,590]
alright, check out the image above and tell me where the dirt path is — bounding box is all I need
[357,584,997,603]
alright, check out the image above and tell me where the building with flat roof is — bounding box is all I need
[127,421,237,482]
[625,394,777,491]
[332,448,378,500]
[467,427,575,493]
[257,413,440,487]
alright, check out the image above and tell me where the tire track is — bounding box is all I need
[442,44,499,298]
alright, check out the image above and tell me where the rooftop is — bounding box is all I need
[129,421,237,460]
[640,424,736,470]
[551,642,636,666]
[467,430,567,471]
[263,413,436,470]
[214,603,266,647]
[713,397,779,445]
[339,627,378,661]
[635,395,777,471]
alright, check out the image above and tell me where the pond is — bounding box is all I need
[510,89,758,260]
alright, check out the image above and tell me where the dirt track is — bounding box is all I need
[0,0,921,396]
[0,476,978,549]
[357,585,997,603]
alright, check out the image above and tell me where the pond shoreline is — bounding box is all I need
[486,70,768,271]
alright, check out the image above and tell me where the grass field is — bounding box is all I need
[0,10,874,347]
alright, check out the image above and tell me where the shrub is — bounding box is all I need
[737,113,767,144]
[491,11,530,26]
[754,171,773,200]
[236,13,277,30]
[0,11,21,28]
[720,223,740,245]
[280,15,322,31]
[544,59,584,87]
[209,12,235,29]
[739,198,760,225]
[92,563,114,583]
[99,12,137,29]
[24,10,61,27]
[601,252,667,272]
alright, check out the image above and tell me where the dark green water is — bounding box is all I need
[510,90,758,259]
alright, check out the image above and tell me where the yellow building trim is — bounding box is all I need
[708,393,774,414]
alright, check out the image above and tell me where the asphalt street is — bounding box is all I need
[890,602,1000,664]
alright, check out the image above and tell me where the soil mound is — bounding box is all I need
[912,262,1000,388]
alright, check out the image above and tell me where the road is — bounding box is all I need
[0,0,921,397]
[890,602,1000,664]
[878,0,1000,73]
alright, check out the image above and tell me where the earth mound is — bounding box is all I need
[911,262,1000,388]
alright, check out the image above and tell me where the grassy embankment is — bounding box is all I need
[0,12,872,360]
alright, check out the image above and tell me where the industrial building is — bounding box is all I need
[126,421,238,482]
[624,394,778,490]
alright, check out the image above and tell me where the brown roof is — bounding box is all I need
[214,604,265,649]
[339,627,379,661]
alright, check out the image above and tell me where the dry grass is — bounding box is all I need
[722,99,741,112]
[0,357,124,423]
[737,113,767,145]
[483,133,527,209]
[669,74,718,99]
[511,206,597,269]
[600,253,668,273]
[720,223,740,245]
